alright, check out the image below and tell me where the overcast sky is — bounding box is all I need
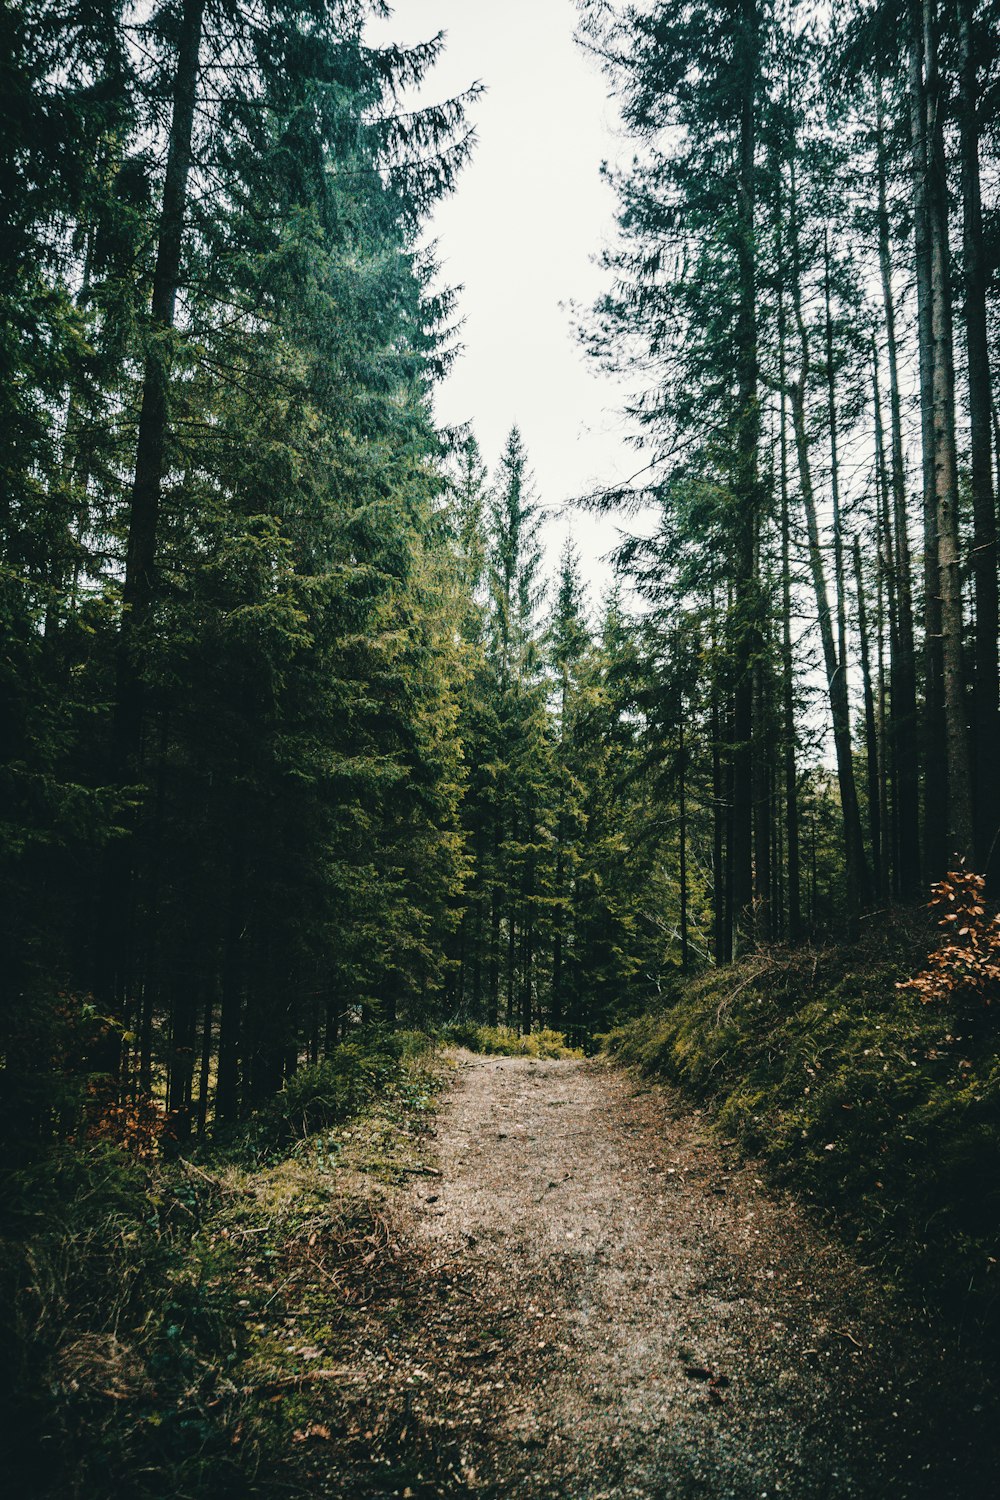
[368,0,639,601]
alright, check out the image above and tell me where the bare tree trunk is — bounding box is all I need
[679,708,690,971]
[730,0,761,956]
[873,350,900,898]
[488,820,500,1026]
[875,82,920,894]
[786,159,871,930]
[710,608,728,963]
[115,0,205,777]
[777,221,801,941]
[959,0,1000,876]
[823,232,848,677]
[96,0,206,1047]
[908,0,948,879]
[752,654,772,941]
[923,0,972,862]
[875,512,892,902]
[216,840,245,1123]
[505,905,516,1029]
[854,537,882,887]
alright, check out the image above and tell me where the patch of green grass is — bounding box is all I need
[602,913,1000,1327]
[442,1022,582,1059]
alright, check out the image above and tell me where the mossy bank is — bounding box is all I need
[602,912,1000,1330]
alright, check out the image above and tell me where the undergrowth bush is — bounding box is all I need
[0,1144,250,1499]
[243,1030,433,1159]
[0,1026,439,1497]
[442,1022,582,1059]
[898,866,1000,1012]
[602,905,1000,1327]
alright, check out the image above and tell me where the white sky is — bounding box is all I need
[368,0,640,602]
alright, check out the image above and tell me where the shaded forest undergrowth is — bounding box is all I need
[0,1035,461,1499]
[6,901,1000,1497]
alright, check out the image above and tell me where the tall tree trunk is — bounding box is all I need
[95,0,206,1046]
[791,155,869,924]
[823,231,848,677]
[115,0,205,776]
[923,0,972,863]
[678,690,690,971]
[790,375,870,931]
[958,0,1000,876]
[777,226,801,941]
[551,846,564,1029]
[853,537,882,888]
[216,840,245,1123]
[875,514,892,902]
[505,904,516,1029]
[197,987,213,1136]
[908,1,947,879]
[730,0,760,956]
[873,349,900,897]
[521,851,534,1035]
[786,158,871,928]
[875,82,920,894]
[752,602,772,940]
[488,819,500,1026]
[710,625,728,964]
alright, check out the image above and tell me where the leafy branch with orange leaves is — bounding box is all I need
[898,866,1000,1011]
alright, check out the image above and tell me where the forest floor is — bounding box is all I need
[284,1053,1000,1498]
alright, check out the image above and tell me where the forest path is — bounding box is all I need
[366,1054,995,1499]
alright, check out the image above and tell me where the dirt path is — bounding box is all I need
[304,1055,999,1498]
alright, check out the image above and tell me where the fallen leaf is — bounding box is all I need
[293,1423,331,1443]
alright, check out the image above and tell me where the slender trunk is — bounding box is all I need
[488,819,500,1026]
[95,0,206,1045]
[216,840,245,1123]
[521,850,534,1035]
[876,522,892,902]
[679,704,689,971]
[875,82,920,893]
[711,636,727,964]
[923,0,972,862]
[823,231,848,676]
[777,226,801,941]
[551,847,564,1029]
[908,2,947,878]
[790,376,870,929]
[959,0,1000,875]
[873,350,900,897]
[196,987,213,1136]
[730,0,760,956]
[752,615,772,940]
[505,906,516,1029]
[787,159,871,927]
[115,0,205,775]
[853,537,882,886]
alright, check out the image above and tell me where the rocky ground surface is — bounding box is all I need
[289,1054,1000,1498]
